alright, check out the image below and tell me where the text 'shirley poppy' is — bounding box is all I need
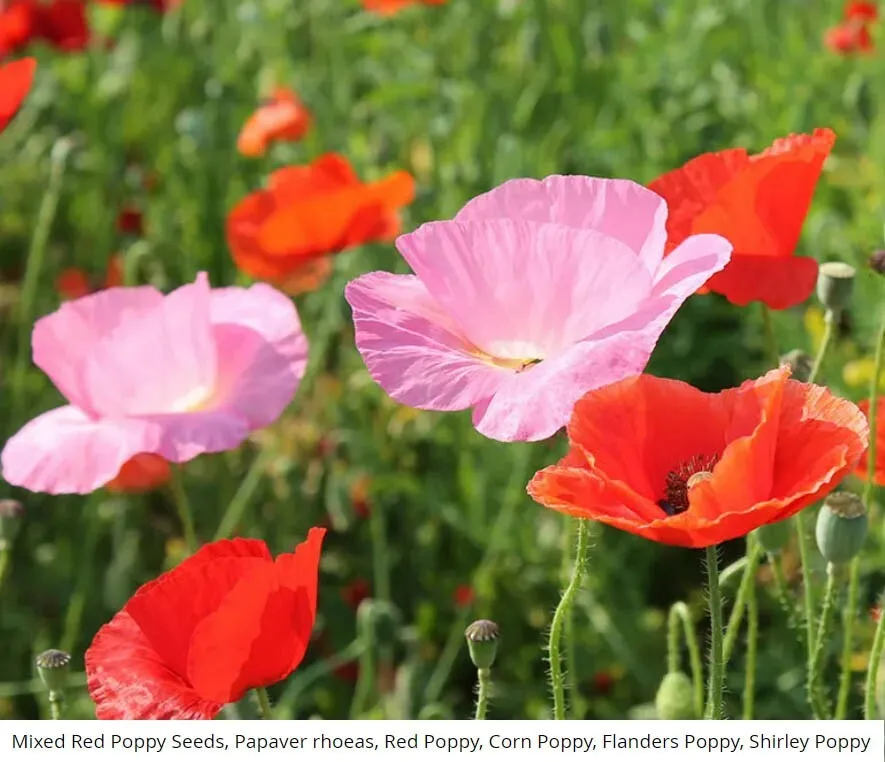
[855,398,885,486]
[227,153,414,294]
[345,175,732,443]
[528,366,868,548]
[0,57,35,134]
[648,129,835,310]
[86,528,325,719]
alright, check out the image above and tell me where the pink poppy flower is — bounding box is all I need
[1,273,308,494]
[345,176,732,442]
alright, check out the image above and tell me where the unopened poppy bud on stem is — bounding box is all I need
[816,262,856,316]
[0,499,23,551]
[779,350,812,383]
[464,619,499,670]
[753,517,792,555]
[815,492,868,566]
[356,599,401,647]
[655,671,697,720]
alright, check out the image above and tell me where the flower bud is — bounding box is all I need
[753,518,792,555]
[816,262,856,314]
[356,599,401,647]
[779,350,812,382]
[869,251,885,275]
[464,619,499,670]
[815,492,868,566]
[655,671,697,720]
[0,499,23,551]
[36,650,71,695]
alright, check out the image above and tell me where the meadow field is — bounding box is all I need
[1,0,884,722]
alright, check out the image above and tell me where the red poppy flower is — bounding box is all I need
[350,475,372,520]
[106,454,171,493]
[116,206,144,236]
[528,367,868,548]
[237,87,311,158]
[55,255,123,300]
[648,129,835,310]
[342,579,371,610]
[0,2,38,58]
[453,584,475,608]
[846,2,878,21]
[362,0,447,15]
[226,153,415,294]
[855,398,885,486]
[0,56,35,134]
[85,528,325,719]
[824,1,878,54]
[95,0,182,11]
[35,0,90,52]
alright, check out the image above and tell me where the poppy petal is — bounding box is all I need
[86,611,222,720]
[704,253,819,309]
[0,57,35,133]
[106,453,171,493]
[855,398,885,486]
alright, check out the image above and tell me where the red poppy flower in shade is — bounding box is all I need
[855,398,885,486]
[85,528,325,719]
[342,579,371,610]
[35,0,90,52]
[528,367,868,548]
[824,2,878,55]
[116,206,144,236]
[226,153,415,295]
[453,584,475,608]
[0,3,37,58]
[105,453,171,493]
[648,129,835,310]
[362,0,447,14]
[0,57,35,134]
[237,87,311,158]
[56,255,124,300]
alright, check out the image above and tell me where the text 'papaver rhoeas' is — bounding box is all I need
[1,273,308,494]
[528,366,869,547]
[345,175,732,442]
[85,528,325,720]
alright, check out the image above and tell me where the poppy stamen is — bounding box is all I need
[659,453,720,516]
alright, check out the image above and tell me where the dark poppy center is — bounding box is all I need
[657,453,720,516]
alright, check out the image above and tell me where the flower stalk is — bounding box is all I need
[704,545,725,719]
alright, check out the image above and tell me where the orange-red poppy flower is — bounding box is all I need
[855,398,885,486]
[38,0,89,51]
[116,206,144,235]
[227,153,415,295]
[0,56,35,134]
[648,129,835,310]
[362,0,447,15]
[96,0,182,11]
[106,453,171,493]
[86,528,325,719]
[0,2,37,58]
[453,584,475,608]
[237,87,311,158]
[825,3,878,54]
[55,255,123,300]
[528,367,868,548]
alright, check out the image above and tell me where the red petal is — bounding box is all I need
[855,398,885,486]
[703,252,819,309]
[0,57,35,134]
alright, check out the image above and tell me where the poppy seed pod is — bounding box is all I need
[870,251,885,275]
[655,671,696,720]
[816,262,856,314]
[815,492,868,565]
[464,619,500,670]
[779,350,813,382]
[753,517,792,555]
[36,650,71,695]
[0,498,23,551]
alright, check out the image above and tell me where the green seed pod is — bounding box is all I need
[815,492,868,566]
[0,499,23,552]
[356,599,401,647]
[655,671,697,720]
[816,262,856,314]
[36,650,71,695]
[869,251,885,276]
[778,350,813,382]
[464,619,499,670]
[754,518,792,555]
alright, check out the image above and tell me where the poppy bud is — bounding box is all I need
[356,599,401,647]
[464,619,500,670]
[779,350,813,382]
[870,251,885,275]
[655,671,697,720]
[36,649,71,695]
[753,517,792,555]
[816,262,856,315]
[0,498,23,551]
[815,492,868,566]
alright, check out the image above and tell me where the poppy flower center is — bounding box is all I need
[658,453,720,516]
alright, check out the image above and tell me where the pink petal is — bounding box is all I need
[395,219,652,360]
[32,286,163,414]
[345,272,507,411]
[652,233,733,298]
[83,274,217,418]
[454,176,669,274]
[142,410,250,462]
[208,284,309,428]
[472,331,659,442]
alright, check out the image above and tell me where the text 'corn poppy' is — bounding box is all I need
[528,366,868,548]
[648,129,836,310]
[86,528,325,719]
[237,87,311,158]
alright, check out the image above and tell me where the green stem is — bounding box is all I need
[723,537,762,663]
[474,668,491,720]
[704,545,724,720]
[561,518,580,718]
[835,557,860,719]
[369,495,391,604]
[742,578,758,719]
[808,309,836,385]
[349,623,377,719]
[213,449,271,541]
[760,304,780,368]
[808,563,839,719]
[253,687,273,719]
[864,596,885,719]
[548,518,591,720]
[667,602,704,718]
[795,512,818,666]
[60,509,102,654]
[769,554,804,637]
[0,549,9,593]
[169,467,198,552]
[47,692,63,720]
